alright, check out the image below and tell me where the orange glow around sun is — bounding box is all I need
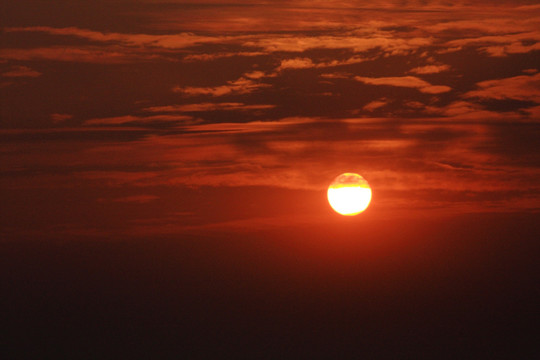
[327,173,372,216]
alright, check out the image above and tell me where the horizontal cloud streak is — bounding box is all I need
[464,73,540,102]
[84,115,195,126]
[1,65,42,78]
[0,47,169,63]
[5,26,229,49]
[354,76,452,94]
[173,77,270,97]
[144,103,276,112]
[409,64,450,74]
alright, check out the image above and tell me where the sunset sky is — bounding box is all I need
[1,1,539,357]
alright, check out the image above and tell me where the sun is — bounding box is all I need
[327,173,372,216]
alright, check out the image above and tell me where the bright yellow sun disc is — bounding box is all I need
[327,173,372,216]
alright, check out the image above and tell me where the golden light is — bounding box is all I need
[327,173,372,216]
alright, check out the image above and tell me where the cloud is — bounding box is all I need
[517,4,540,11]
[243,71,267,79]
[422,101,510,120]
[409,64,450,74]
[446,31,540,57]
[277,56,367,71]
[180,116,314,134]
[447,32,540,47]
[246,35,431,54]
[5,26,228,49]
[63,114,537,208]
[3,25,427,60]
[320,72,351,79]
[6,26,424,63]
[436,47,462,54]
[183,52,265,61]
[355,76,426,88]
[0,26,235,64]
[84,114,195,126]
[1,65,42,78]
[173,77,270,97]
[354,76,452,94]
[464,73,540,102]
[144,103,275,112]
[482,42,540,57]
[363,99,389,112]
[4,111,539,219]
[0,47,167,63]
[278,58,315,70]
[436,101,488,118]
[420,85,453,94]
[425,18,537,35]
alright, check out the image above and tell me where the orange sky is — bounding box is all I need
[1,0,539,238]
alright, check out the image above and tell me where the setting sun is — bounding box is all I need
[327,173,372,216]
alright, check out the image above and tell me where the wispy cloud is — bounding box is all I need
[0,47,168,63]
[246,34,431,54]
[277,56,367,71]
[363,99,389,112]
[277,58,315,70]
[173,77,270,97]
[84,114,195,126]
[319,72,352,79]
[0,26,235,64]
[243,71,267,79]
[421,101,511,120]
[5,26,229,49]
[180,116,314,134]
[183,52,265,62]
[446,31,540,57]
[409,64,450,74]
[65,114,539,205]
[144,103,275,112]
[464,73,540,102]
[425,18,537,35]
[1,65,41,78]
[354,76,452,94]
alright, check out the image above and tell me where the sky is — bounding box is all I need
[1,1,539,357]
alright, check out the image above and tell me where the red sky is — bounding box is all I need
[1,1,539,357]
[2,0,539,238]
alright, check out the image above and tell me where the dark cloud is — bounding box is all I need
[1,65,41,77]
